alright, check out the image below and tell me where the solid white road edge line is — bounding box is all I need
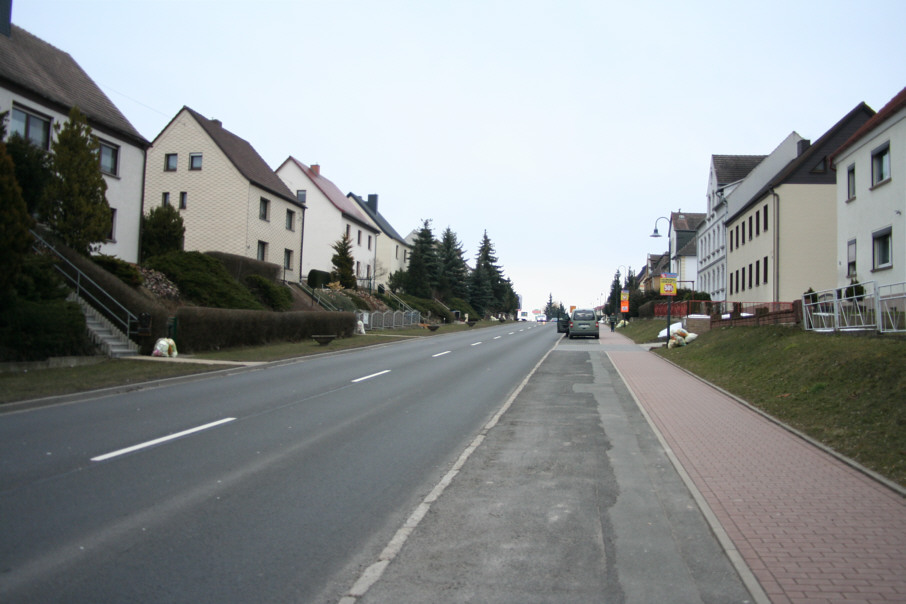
[339,337,559,603]
[91,418,236,462]
[351,370,391,383]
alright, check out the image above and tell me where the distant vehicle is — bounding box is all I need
[568,309,599,339]
[535,314,547,322]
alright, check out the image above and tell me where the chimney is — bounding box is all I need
[211,119,222,128]
[311,164,320,176]
[1,0,12,37]
[367,194,378,212]
[797,139,811,156]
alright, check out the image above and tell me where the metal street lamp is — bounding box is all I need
[651,216,674,341]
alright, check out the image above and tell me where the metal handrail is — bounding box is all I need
[30,229,138,338]
[385,289,415,312]
[298,281,339,311]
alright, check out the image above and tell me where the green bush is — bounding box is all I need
[145,251,264,311]
[140,204,184,261]
[208,251,280,283]
[395,293,454,323]
[172,307,356,352]
[447,296,479,320]
[245,274,292,311]
[92,254,143,287]
[308,269,331,289]
[0,297,93,361]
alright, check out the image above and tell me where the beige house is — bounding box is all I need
[725,103,875,303]
[275,159,379,287]
[144,107,304,280]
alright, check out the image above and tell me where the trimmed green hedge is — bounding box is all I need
[172,307,356,352]
[0,297,94,361]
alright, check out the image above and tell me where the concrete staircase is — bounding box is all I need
[70,294,139,358]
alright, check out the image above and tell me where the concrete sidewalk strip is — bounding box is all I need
[357,346,754,603]
[608,347,906,604]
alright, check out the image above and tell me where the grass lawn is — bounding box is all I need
[0,321,492,405]
[619,319,906,487]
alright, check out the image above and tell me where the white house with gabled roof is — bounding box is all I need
[0,19,149,262]
[275,159,380,287]
[831,87,906,290]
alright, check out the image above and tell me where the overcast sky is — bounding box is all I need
[13,0,906,312]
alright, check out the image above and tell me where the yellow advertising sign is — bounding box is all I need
[660,273,678,296]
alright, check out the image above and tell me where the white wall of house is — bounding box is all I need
[834,106,906,289]
[1,90,146,262]
[375,237,410,288]
[276,160,379,283]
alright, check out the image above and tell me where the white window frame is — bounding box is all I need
[847,239,857,277]
[846,164,856,201]
[872,227,892,270]
[10,105,51,149]
[871,143,890,187]
[98,140,119,176]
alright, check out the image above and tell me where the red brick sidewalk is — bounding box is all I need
[606,337,906,604]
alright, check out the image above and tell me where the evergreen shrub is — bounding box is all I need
[92,254,143,287]
[172,307,356,352]
[245,274,292,311]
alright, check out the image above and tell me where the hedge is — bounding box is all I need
[172,307,356,353]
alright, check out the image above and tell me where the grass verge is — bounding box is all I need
[619,319,906,487]
[0,321,492,405]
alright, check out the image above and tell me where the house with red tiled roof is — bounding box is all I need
[0,19,149,262]
[144,107,305,280]
[831,86,906,290]
[275,158,380,287]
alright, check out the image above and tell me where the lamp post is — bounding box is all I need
[651,216,674,341]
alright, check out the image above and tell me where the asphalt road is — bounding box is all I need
[0,323,557,603]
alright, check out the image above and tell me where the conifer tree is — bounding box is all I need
[141,204,185,261]
[45,107,111,255]
[330,232,357,289]
[437,227,470,300]
[0,118,34,297]
[5,132,52,218]
[404,219,439,298]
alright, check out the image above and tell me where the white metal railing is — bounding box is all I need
[356,310,421,331]
[802,280,906,333]
[878,282,906,333]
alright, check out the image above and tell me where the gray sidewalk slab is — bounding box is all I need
[347,336,755,603]
[605,330,906,604]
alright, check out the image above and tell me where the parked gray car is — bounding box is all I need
[568,309,599,339]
